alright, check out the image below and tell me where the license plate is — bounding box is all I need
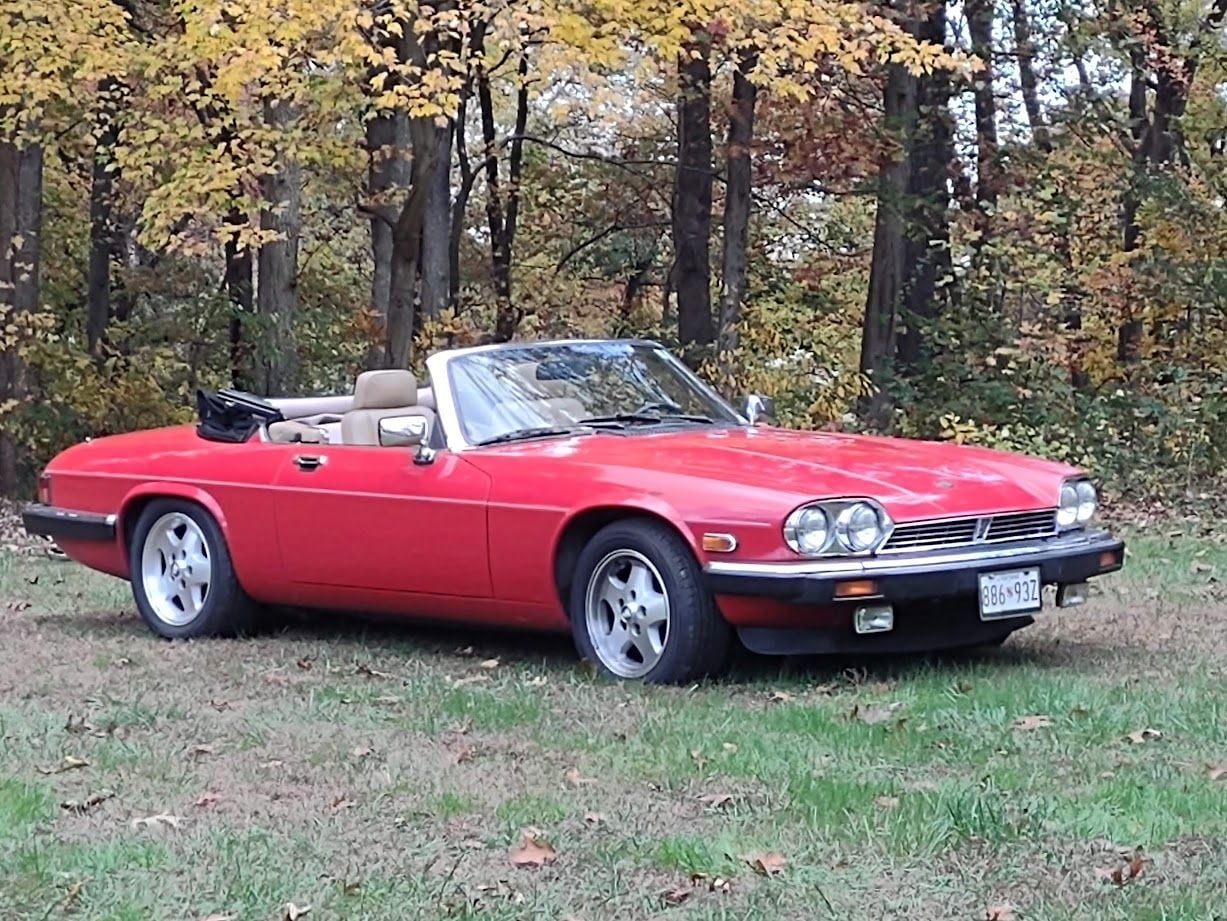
[978,568,1042,619]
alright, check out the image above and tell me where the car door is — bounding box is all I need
[272,444,493,597]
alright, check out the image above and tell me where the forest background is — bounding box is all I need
[2,0,1225,503]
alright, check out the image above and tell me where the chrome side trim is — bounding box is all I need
[705,530,1117,578]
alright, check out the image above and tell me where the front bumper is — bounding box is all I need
[22,503,118,543]
[704,529,1125,604]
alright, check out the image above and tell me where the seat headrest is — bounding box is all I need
[353,370,417,410]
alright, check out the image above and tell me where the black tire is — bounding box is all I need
[569,518,732,684]
[128,499,259,639]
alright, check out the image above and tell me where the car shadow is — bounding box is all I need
[44,604,1086,683]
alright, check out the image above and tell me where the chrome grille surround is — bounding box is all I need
[880,509,1058,554]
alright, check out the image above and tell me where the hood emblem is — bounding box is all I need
[973,518,992,542]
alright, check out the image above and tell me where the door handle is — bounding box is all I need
[293,455,325,471]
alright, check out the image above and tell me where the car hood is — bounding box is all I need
[472,425,1076,522]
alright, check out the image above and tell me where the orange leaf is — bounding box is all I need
[509,832,557,868]
[746,851,787,876]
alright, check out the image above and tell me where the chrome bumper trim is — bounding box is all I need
[705,530,1118,579]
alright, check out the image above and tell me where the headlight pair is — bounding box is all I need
[784,499,893,557]
[1058,478,1097,529]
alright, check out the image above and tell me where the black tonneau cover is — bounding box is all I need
[196,388,283,443]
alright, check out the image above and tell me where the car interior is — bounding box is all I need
[262,362,585,448]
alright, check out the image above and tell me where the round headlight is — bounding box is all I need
[836,502,883,552]
[1075,480,1097,523]
[785,506,830,555]
[1057,483,1079,528]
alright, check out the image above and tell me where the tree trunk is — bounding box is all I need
[367,110,410,334]
[860,62,915,423]
[86,77,123,354]
[672,36,715,348]
[223,211,253,390]
[383,120,440,370]
[1011,0,1050,151]
[419,119,452,320]
[717,55,757,366]
[965,0,999,210]
[256,98,301,397]
[474,27,529,343]
[896,2,954,372]
[0,139,43,495]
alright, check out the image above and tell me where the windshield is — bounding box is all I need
[446,341,741,446]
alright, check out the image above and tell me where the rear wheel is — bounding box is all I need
[570,519,731,684]
[129,499,258,639]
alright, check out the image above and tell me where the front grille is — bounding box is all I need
[882,509,1057,553]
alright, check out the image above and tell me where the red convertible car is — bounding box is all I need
[24,338,1124,683]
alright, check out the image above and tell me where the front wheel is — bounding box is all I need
[129,499,258,639]
[570,519,731,684]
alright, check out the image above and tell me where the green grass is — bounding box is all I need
[0,529,1224,919]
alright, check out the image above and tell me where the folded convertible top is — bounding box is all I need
[196,388,284,443]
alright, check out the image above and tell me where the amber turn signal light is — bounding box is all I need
[834,579,880,599]
[1098,550,1121,571]
[37,472,52,505]
[701,533,738,553]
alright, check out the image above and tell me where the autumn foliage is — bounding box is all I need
[2,0,1226,499]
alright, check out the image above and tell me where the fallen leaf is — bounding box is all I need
[767,690,795,703]
[263,670,290,686]
[455,645,474,656]
[192,744,215,758]
[351,746,374,761]
[661,886,692,906]
[260,759,286,770]
[564,768,590,787]
[851,702,904,726]
[131,812,182,831]
[583,811,606,826]
[1125,728,1162,744]
[722,742,738,753]
[283,903,311,920]
[194,792,224,809]
[355,662,395,679]
[526,675,548,687]
[330,794,353,812]
[341,879,361,895]
[1012,714,1054,731]
[1097,847,1146,886]
[985,905,1016,921]
[1208,763,1227,782]
[60,791,113,814]
[708,876,732,893]
[296,656,314,670]
[449,674,489,687]
[209,699,231,711]
[688,749,708,768]
[509,831,557,868]
[455,744,474,764]
[7,600,31,612]
[746,851,787,876]
[479,658,500,669]
[38,755,89,775]
[698,793,734,809]
[874,795,900,810]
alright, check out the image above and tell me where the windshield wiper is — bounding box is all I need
[580,412,717,427]
[472,425,590,447]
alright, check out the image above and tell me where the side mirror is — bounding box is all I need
[743,393,776,426]
[378,415,427,448]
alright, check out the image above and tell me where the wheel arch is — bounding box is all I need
[118,483,231,552]
[551,501,701,615]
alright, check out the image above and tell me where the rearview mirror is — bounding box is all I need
[379,415,427,448]
[743,393,776,426]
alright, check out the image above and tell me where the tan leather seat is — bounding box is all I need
[341,370,436,446]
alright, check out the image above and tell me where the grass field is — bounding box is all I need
[1,531,1224,920]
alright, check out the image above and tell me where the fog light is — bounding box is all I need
[1057,582,1089,608]
[854,604,894,635]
